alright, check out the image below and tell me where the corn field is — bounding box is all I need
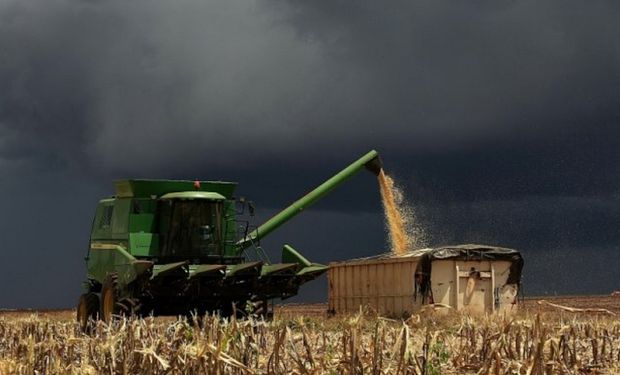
[0,310,619,374]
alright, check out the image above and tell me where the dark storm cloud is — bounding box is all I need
[0,0,619,307]
[272,0,620,200]
[2,0,619,197]
[1,0,332,176]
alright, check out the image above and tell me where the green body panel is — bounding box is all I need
[260,263,297,276]
[152,261,187,279]
[87,243,139,285]
[128,198,157,233]
[112,199,131,236]
[91,198,131,241]
[296,264,329,277]
[282,244,312,267]
[90,199,115,240]
[129,213,156,233]
[115,179,237,199]
[222,200,238,256]
[189,264,227,279]
[281,244,328,276]
[227,262,262,276]
[129,233,159,256]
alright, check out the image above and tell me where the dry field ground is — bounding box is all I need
[275,295,620,317]
[0,295,619,374]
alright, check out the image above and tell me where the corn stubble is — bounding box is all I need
[1,311,619,374]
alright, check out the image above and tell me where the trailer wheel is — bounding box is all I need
[77,293,99,332]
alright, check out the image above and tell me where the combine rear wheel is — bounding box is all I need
[77,293,99,332]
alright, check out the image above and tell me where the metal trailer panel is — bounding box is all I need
[328,257,421,316]
[328,255,519,316]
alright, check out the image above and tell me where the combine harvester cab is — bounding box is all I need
[77,150,382,326]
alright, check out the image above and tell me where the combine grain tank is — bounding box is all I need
[328,244,523,316]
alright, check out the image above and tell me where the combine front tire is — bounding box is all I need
[77,293,99,332]
[101,273,139,322]
[101,273,122,323]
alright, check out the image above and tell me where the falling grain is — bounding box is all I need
[377,169,426,254]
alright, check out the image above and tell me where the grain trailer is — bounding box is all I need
[328,244,523,316]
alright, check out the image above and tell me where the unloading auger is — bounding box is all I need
[77,150,382,326]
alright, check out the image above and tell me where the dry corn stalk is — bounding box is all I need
[537,300,617,316]
[0,310,618,374]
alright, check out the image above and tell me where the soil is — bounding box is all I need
[2,294,619,319]
[277,294,620,316]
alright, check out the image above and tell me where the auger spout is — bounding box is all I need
[236,150,381,251]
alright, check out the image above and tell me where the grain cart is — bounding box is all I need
[77,150,382,327]
[328,244,524,316]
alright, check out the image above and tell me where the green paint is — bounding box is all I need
[87,243,137,286]
[129,233,159,256]
[115,179,237,199]
[282,244,312,267]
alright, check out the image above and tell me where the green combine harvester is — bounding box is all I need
[77,150,382,326]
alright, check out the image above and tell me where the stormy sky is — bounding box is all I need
[1,0,619,308]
